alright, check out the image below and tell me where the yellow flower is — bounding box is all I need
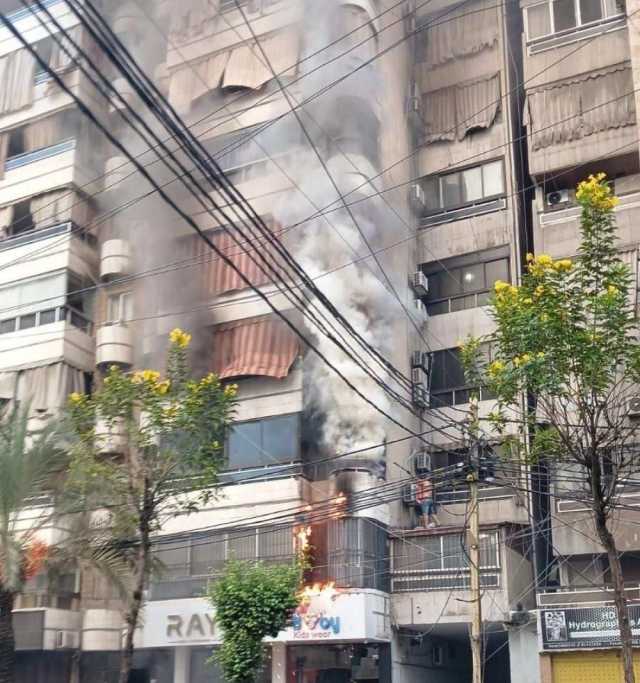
[537,351,545,358]
[526,253,534,262]
[513,356,522,367]
[488,360,505,376]
[554,259,573,272]
[534,285,545,298]
[607,284,619,295]
[494,280,511,293]
[536,254,553,267]
[576,173,619,211]
[540,313,549,322]
[523,297,533,305]
[224,384,238,397]
[521,353,531,363]
[169,328,192,348]
[69,392,84,404]
[132,369,161,384]
[156,380,170,395]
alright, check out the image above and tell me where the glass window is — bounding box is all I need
[485,258,510,286]
[482,161,505,197]
[441,173,462,208]
[604,0,625,15]
[226,414,300,470]
[39,309,57,325]
[461,167,483,203]
[580,0,603,21]
[553,0,577,30]
[461,263,485,293]
[191,534,226,576]
[107,292,133,323]
[227,421,262,469]
[527,2,552,37]
[19,314,36,330]
[0,319,16,334]
[422,159,505,215]
[262,414,299,463]
[156,540,189,580]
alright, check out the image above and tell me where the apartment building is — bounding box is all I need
[3,0,640,682]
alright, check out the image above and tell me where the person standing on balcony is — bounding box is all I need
[416,471,438,528]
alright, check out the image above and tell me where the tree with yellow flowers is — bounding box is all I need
[462,174,640,683]
[67,330,237,683]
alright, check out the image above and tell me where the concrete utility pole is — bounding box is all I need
[468,398,483,683]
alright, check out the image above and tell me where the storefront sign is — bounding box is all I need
[139,598,221,648]
[540,606,640,650]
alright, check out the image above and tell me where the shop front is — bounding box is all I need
[131,589,391,683]
[539,605,640,682]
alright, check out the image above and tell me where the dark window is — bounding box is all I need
[7,126,25,158]
[33,37,54,77]
[18,313,36,330]
[423,160,505,215]
[422,247,510,316]
[553,0,577,30]
[10,200,34,236]
[39,309,57,325]
[226,413,300,470]
[0,318,16,334]
[430,345,492,407]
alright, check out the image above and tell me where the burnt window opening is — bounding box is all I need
[430,344,495,407]
[9,200,34,236]
[7,126,26,158]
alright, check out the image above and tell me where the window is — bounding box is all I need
[106,291,133,324]
[430,345,494,407]
[391,531,500,591]
[525,0,625,40]
[422,247,510,315]
[423,160,505,215]
[9,200,33,237]
[226,413,300,470]
[150,525,294,600]
[32,37,53,77]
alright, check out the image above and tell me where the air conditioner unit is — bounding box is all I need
[628,396,640,417]
[546,189,570,207]
[411,350,428,370]
[411,368,429,409]
[414,450,432,473]
[402,482,417,504]
[411,271,429,297]
[55,630,79,649]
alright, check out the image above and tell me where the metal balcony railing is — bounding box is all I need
[537,584,640,608]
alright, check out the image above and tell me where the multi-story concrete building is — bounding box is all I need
[3,0,640,682]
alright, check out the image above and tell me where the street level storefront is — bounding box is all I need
[94,590,392,683]
[539,606,640,682]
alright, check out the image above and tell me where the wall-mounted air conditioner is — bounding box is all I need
[411,350,428,370]
[411,270,429,297]
[411,368,429,409]
[545,189,570,208]
[402,482,417,504]
[413,449,432,473]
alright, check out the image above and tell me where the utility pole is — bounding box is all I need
[468,398,483,683]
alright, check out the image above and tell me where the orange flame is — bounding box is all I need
[298,581,338,613]
[331,492,347,518]
[23,539,49,581]
[294,525,312,554]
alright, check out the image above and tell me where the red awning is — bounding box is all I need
[212,315,299,379]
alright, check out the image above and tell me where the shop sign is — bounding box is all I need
[541,606,640,650]
[140,598,220,648]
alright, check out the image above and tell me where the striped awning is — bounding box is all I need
[189,221,282,297]
[212,315,299,379]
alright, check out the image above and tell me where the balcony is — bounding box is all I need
[99,238,131,280]
[537,584,640,608]
[0,138,97,206]
[95,323,133,367]
[391,526,534,627]
[535,190,640,259]
[13,607,81,651]
[0,306,94,372]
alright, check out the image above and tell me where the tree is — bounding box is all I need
[208,560,302,683]
[67,329,237,683]
[461,174,640,683]
[0,404,67,683]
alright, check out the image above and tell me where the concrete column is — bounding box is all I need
[539,653,553,683]
[627,0,640,154]
[173,647,190,683]
[271,643,287,683]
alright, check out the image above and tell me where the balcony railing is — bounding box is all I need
[537,584,640,608]
[0,304,92,337]
[4,138,75,173]
[0,220,97,252]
